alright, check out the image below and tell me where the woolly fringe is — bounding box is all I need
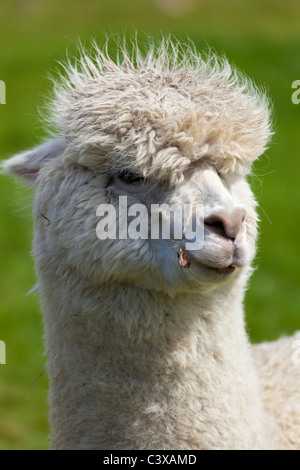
[45,36,273,184]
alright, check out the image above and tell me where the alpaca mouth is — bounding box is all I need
[177,248,239,274]
[197,262,237,275]
[210,265,236,274]
[178,242,245,274]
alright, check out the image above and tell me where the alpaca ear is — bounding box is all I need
[1,138,66,183]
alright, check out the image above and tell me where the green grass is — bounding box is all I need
[0,0,300,450]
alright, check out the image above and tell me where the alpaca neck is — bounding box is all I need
[40,265,271,450]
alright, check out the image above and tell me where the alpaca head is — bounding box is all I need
[3,39,272,295]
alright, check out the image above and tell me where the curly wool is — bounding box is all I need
[48,38,273,184]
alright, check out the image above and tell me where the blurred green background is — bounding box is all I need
[0,0,299,450]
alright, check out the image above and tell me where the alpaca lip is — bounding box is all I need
[213,265,236,274]
[202,263,236,274]
[188,256,237,274]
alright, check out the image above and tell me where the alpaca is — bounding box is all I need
[3,39,300,450]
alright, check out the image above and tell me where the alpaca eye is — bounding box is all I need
[117,170,145,185]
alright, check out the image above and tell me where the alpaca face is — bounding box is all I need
[104,161,257,292]
[31,152,257,294]
[3,40,271,294]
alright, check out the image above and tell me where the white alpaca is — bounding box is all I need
[3,39,300,450]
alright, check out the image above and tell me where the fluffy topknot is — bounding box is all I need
[48,37,273,184]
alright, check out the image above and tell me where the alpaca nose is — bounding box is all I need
[204,208,246,240]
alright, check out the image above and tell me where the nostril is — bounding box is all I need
[204,215,228,239]
[204,208,246,241]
